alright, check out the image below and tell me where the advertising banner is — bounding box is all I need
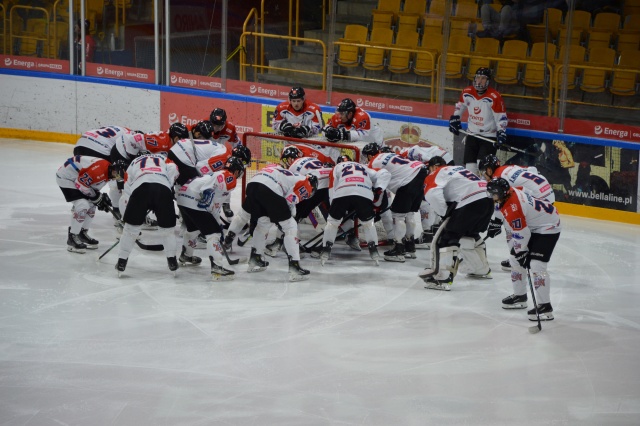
[0,55,70,74]
[85,63,155,83]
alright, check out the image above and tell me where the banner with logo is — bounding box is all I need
[169,72,223,91]
[0,55,70,74]
[85,63,155,83]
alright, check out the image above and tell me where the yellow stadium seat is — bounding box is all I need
[494,39,528,85]
[414,33,443,77]
[388,30,419,74]
[371,0,401,29]
[397,0,427,32]
[592,12,621,32]
[337,25,368,68]
[526,7,563,43]
[610,49,640,96]
[445,35,472,79]
[453,2,478,21]
[363,27,394,71]
[587,29,613,49]
[523,42,557,88]
[553,44,586,90]
[466,37,499,80]
[427,0,450,17]
[616,32,640,53]
[580,47,616,93]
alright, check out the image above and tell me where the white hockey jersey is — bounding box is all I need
[329,161,391,202]
[123,154,179,194]
[453,87,507,137]
[169,138,226,170]
[176,170,238,219]
[423,165,489,217]
[55,155,111,199]
[493,165,555,203]
[272,101,323,136]
[195,143,232,176]
[367,153,424,193]
[75,126,133,157]
[251,165,314,204]
[400,145,454,165]
[499,187,561,254]
[288,157,333,190]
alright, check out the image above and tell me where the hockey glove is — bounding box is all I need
[92,193,112,212]
[496,130,507,149]
[292,125,311,139]
[449,115,461,135]
[511,248,530,269]
[279,121,294,137]
[324,126,342,142]
[487,218,503,238]
[339,127,351,141]
[222,202,234,218]
[197,189,215,209]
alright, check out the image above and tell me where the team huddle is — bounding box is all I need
[55,85,562,324]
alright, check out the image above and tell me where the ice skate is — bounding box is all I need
[116,258,128,278]
[237,231,251,247]
[384,242,405,263]
[319,242,332,266]
[501,259,511,271]
[308,245,323,258]
[288,256,310,282]
[264,237,284,257]
[179,246,202,266]
[403,237,416,259]
[78,228,99,249]
[167,256,179,276]
[367,242,380,266]
[345,232,362,251]
[247,248,269,272]
[67,228,87,254]
[414,231,433,249]
[210,256,235,281]
[423,273,453,291]
[502,294,527,309]
[467,268,492,279]
[528,303,554,321]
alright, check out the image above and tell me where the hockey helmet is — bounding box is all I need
[427,156,447,168]
[486,177,512,203]
[473,67,492,93]
[209,108,227,127]
[380,145,394,153]
[362,143,380,159]
[193,120,214,139]
[110,159,128,180]
[336,154,352,164]
[224,156,245,178]
[289,86,306,100]
[280,146,303,167]
[168,123,189,140]
[337,98,357,116]
[231,145,252,165]
[478,154,501,177]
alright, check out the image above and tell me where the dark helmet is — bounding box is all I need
[168,123,189,140]
[289,86,305,100]
[474,67,492,92]
[110,159,128,179]
[380,145,394,153]
[478,154,501,176]
[209,108,227,126]
[224,156,245,177]
[337,98,357,115]
[427,156,447,168]
[231,145,252,165]
[336,154,352,164]
[193,120,214,139]
[280,146,303,165]
[362,143,380,158]
[486,177,512,202]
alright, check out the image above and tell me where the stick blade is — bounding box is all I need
[529,324,542,334]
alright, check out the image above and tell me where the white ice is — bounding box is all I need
[1,139,640,425]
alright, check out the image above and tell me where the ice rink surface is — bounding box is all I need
[1,139,640,425]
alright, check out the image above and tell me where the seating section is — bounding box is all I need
[610,49,640,96]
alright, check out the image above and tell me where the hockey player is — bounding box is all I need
[209,108,241,147]
[224,166,317,282]
[175,157,245,281]
[73,125,135,160]
[363,143,428,262]
[168,123,190,144]
[324,98,383,146]
[319,155,391,266]
[265,146,333,257]
[115,154,180,276]
[400,144,454,166]
[486,178,561,321]
[290,143,339,166]
[272,86,323,139]
[448,67,508,174]
[168,121,225,185]
[419,156,494,291]
[55,155,115,253]
[479,154,555,271]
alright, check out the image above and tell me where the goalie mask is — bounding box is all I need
[486,177,511,205]
[473,67,491,93]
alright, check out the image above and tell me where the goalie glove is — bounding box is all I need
[511,248,530,269]
[197,189,215,209]
[496,130,507,149]
[279,121,294,136]
[91,193,112,212]
[449,115,461,135]
[487,218,503,238]
[222,202,234,218]
[323,126,342,142]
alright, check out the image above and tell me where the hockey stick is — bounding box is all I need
[526,268,542,334]
[459,129,534,156]
[98,239,119,260]
[106,205,122,221]
[220,233,248,265]
[418,216,450,279]
[135,240,164,251]
[301,210,358,251]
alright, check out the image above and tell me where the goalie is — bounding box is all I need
[272,86,323,139]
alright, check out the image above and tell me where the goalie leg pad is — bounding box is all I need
[458,237,491,278]
[419,246,459,280]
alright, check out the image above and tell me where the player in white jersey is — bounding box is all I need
[324,98,384,146]
[265,147,333,257]
[175,157,245,281]
[400,145,454,166]
[167,121,224,185]
[487,178,562,321]
[272,87,323,139]
[363,143,428,262]
[449,67,508,174]
[319,155,391,265]
[419,157,495,291]
[111,132,173,165]
[115,154,180,276]
[56,155,115,253]
[224,166,317,281]
[479,154,555,270]
[73,125,134,160]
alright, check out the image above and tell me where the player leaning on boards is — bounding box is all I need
[272,86,323,139]
[449,67,508,175]
[323,98,384,146]
[486,178,561,321]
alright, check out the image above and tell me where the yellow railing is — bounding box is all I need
[208,44,245,77]
[10,6,50,58]
[240,31,327,90]
[241,7,260,81]
[0,4,5,55]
